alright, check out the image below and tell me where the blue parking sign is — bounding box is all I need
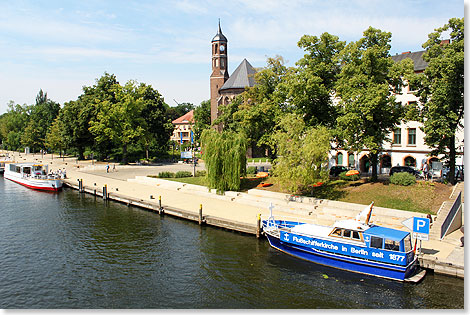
[413,217,430,234]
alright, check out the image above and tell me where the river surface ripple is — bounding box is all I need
[0,177,464,308]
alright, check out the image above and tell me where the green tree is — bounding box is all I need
[21,119,42,152]
[201,129,247,193]
[216,56,288,157]
[166,102,195,121]
[89,80,146,164]
[137,82,173,159]
[414,18,464,185]
[282,32,345,128]
[193,100,211,143]
[0,102,29,150]
[44,116,65,156]
[59,98,95,159]
[27,89,60,151]
[270,113,331,193]
[335,27,410,181]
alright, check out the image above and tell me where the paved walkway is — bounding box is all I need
[2,151,464,278]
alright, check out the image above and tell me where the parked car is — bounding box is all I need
[389,166,420,177]
[442,165,464,181]
[329,166,349,177]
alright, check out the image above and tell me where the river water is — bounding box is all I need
[0,177,464,309]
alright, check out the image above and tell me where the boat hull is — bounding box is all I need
[4,173,62,191]
[265,232,418,281]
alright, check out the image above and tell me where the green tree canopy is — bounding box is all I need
[193,99,211,143]
[414,17,464,184]
[270,113,331,193]
[335,27,410,181]
[282,32,345,128]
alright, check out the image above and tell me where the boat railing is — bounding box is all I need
[261,214,317,230]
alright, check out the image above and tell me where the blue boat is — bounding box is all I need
[262,202,425,282]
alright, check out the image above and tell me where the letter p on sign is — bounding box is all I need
[413,217,430,234]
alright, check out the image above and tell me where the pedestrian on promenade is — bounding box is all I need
[113,164,116,172]
[423,162,429,181]
[106,163,110,173]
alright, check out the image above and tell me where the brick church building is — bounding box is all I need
[210,22,256,130]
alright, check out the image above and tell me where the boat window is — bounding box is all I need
[384,239,400,251]
[404,235,412,252]
[331,228,342,237]
[370,236,383,249]
[343,229,352,238]
[352,231,361,240]
[23,167,31,175]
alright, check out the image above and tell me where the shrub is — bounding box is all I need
[175,171,193,178]
[246,166,257,175]
[158,171,175,178]
[390,172,416,186]
[196,170,207,177]
[339,171,360,181]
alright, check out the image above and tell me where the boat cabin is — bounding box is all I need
[363,226,412,253]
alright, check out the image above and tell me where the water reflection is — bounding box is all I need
[0,178,464,309]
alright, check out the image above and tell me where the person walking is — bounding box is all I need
[423,162,429,181]
[106,163,110,173]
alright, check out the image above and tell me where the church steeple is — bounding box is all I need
[210,20,229,126]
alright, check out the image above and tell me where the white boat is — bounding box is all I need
[4,162,63,191]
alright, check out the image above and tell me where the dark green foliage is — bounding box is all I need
[165,102,195,122]
[196,170,206,177]
[158,171,175,178]
[339,171,360,181]
[246,166,257,175]
[414,18,464,185]
[390,172,416,186]
[193,100,211,143]
[175,171,193,178]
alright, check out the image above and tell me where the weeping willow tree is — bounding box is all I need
[201,129,248,193]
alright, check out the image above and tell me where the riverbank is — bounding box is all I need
[2,151,464,279]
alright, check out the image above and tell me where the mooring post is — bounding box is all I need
[256,213,261,238]
[198,204,203,225]
[103,184,107,200]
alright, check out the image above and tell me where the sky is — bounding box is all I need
[0,0,464,114]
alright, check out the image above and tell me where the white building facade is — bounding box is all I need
[329,50,464,175]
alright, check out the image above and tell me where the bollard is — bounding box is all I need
[256,213,261,238]
[103,184,107,200]
[198,204,203,225]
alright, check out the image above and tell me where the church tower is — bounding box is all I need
[210,21,229,127]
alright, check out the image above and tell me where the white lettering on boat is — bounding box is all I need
[292,236,339,251]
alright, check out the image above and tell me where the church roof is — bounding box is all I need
[391,50,428,72]
[212,21,227,42]
[220,59,256,91]
[172,110,194,124]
